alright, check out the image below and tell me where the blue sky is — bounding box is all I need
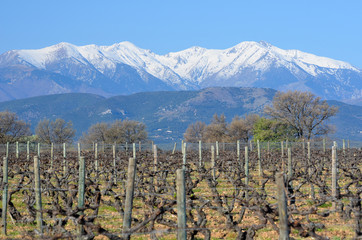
[1,0,362,67]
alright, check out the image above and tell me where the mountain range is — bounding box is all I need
[0,87,360,143]
[0,41,361,103]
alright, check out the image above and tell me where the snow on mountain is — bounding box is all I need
[16,42,88,68]
[0,40,361,102]
[9,40,359,82]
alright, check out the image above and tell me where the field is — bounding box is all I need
[0,141,361,239]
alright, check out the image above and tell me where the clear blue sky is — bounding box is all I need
[1,0,361,68]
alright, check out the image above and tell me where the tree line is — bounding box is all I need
[0,113,148,145]
[184,90,338,142]
[0,90,338,144]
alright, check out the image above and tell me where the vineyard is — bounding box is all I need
[0,141,361,239]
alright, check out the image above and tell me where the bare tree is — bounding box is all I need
[120,119,147,143]
[227,114,259,142]
[80,122,109,144]
[203,114,228,142]
[0,111,31,143]
[184,121,206,142]
[36,118,76,144]
[264,90,338,139]
[82,119,147,144]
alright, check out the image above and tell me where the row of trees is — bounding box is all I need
[0,111,147,144]
[184,90,338,142]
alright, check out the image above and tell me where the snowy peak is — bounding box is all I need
[4,40,359,76]
[0,40,361,102]
[16,42,87,68]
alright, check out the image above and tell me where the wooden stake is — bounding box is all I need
[276,172,290,239]
[176,169,187,240]
[2,157,8,235]
[199,140,202,167]
[27,141,30,161]
[34,156,43,234]
[257,140,262,178]
[237,140,240,163]
[211,145,215,180]
[50,143,54,171]
[16,141,19,159]
[332,146,338,210]
[123,158,137,240]
[77,156,85,238]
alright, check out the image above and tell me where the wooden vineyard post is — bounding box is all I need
[123,158,137,240]
[287,148,292,183]
[182,142,187,170]
[16,141,19,159]
[63,143,68,174]
[323,138,326,165]
[37,143,40,157]
[267,141,270,154]
[307,141,311,159]
[307,142,315,199]
[2,157,8,235]
[276,172,290,239]
[50,143,54,171]
[244,146,249,199]
[77,156,85,238]
[287,147,295,205]
[6,142,9,158]
[342,139,346,155]
[211,145,215,180]
[172,142,177,154]
[281,141,284,157]
[78,142,81,160]
[153,144,158,175]
[139,141,141,152]
[216,141,219,160]
[198,140,202,167]
[257,140,262,178]
[249,140,253,152]
[177,169,187,240]
[133,143,136,160]
[113,144,117,184]
[34,156,43,234]
[95,143,98,172]
[302,139,305,156]
[331,146,338,210]
[27,141,30,161]
[237,140,240,163]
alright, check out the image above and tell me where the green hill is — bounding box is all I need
[0,87,360,143]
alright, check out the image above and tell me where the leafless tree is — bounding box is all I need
[264,90,338,139]
[80,122,109,144]
[36,118,76,144]
[81,119,147,144]
[184,121,206,142]
[0,111,31,143]
[227,114,259,142]
[203,114,228,142]
[106,119,147,143]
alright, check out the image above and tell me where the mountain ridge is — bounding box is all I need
[0,41,361,102]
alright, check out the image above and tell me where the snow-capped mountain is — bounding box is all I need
[0,41,361,102]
